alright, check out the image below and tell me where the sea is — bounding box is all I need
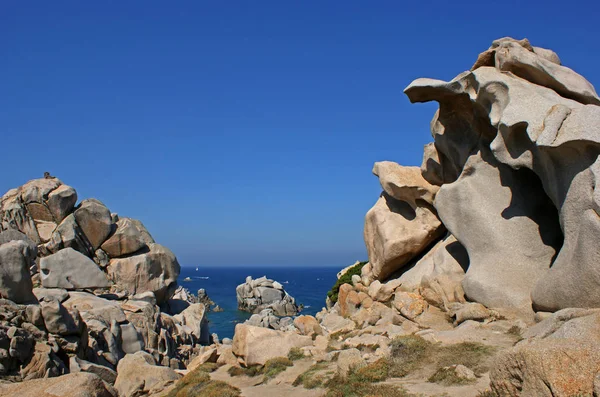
[178,266,340,339]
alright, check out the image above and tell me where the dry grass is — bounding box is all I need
[293,362,330,389]
[353,359,390,382]
[166,367,240,397]
[324,370,417,397]
[195,362,221,373]
[387,335,432,377]
[288,347,305,361]
[428,366,476,386]
[386,335,495,377]
[227,357,293,383]
[262,357,293,381]
[227,365,262,377]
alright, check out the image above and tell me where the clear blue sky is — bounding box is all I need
[2,1,599,267]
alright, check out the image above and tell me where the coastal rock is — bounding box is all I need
[0,240,36,304]
[40,297,84,336]
[392,291,428,321]
[472,37,600,105]
[433,148,560,316]
[364,192,444,282]
[491,309,600,396]
[39,248,111,290]
[73,199,114,251]
[173,303,209,344]
[232,323,312,366]
[107,243,180,305]
[20,342,67,380]
[373,162,439,206]
[398,234,467,309]
[46,184,78,223]
[46,214,95,257]
[236,276,298,316]
[293,315,323,336]
[70,356,117,384]
[0,372,116,397]
[100,217,147,258]
[404,37,600,313]
[244,308,294,331]
[336,348,365,376]
[114,351,180,397]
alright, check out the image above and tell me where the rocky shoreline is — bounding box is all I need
[2,37,600,397]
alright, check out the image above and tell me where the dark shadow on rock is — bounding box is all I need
[445,240,470,273]
[382,192,416,220]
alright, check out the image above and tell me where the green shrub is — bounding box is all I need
[327,261,367,304]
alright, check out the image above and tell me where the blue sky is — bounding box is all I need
[2,1,599,267]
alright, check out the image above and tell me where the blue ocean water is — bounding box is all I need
[178,266,340,339]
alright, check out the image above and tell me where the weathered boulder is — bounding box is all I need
[392,291,428,321]
[64,291,127,324]
[373,162,439,206]
[70,356,117,384]
[236,276,298,316]
[40,297,84,336]
[472,37,600,105]
[107,243,180,304]
[336,348,365,376]
[0,240,36,303]
[74,199,113,250]
[244,308,294,331]
[46,214,95,257]
[114,351,180,397]
[432,148,561,316]
[403,39,600,313]
[490,309,600,396]
[40,248,111,290]
[368,278,402,302]
[0,372,116,397]
[398,234,467,309]
[46,184,78,223]
[101,217,147,258]
[173,303,209,344]
[232,323,312,366]
[20,342,67,380]
[293,315,323,336]
[364,192,444,282]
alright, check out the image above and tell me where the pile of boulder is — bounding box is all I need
[0,177,209,393]
[236,276,298,316]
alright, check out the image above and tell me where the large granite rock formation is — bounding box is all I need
[0,177,209,385]
[236,276,299,316]
[363,37,600,318]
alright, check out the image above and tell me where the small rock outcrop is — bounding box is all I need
[236,276,299,316]
[232,323,312,366]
